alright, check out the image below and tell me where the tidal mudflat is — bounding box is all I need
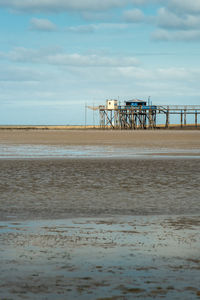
[0,130,200,299]
[1,216,200,300]
[1,158,200,220]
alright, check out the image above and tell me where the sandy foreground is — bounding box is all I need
[1,130,200,299]
[0,129,200,149]
[1,216,200,300]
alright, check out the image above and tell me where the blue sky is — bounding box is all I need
[0,0,200,124]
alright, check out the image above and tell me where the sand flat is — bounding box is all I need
[1,129,200,299]
[1,158,200,221]
[0,129,200,149]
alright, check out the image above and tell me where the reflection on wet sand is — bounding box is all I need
[1,144,200,159]
[0,216,200,299]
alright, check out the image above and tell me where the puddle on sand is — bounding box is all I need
[0,144,200,159]
[0,215,200,299]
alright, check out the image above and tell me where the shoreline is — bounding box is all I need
[0,124,199,130]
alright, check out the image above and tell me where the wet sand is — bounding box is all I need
[1,216,200,299]
[1,158,200,221]
[0,131,200,299]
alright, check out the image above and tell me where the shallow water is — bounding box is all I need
[0,216,200,300]
[1,144,200,159]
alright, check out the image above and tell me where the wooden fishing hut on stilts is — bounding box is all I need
[96,99,200,129]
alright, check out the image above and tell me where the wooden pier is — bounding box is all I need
[98,105,200,129]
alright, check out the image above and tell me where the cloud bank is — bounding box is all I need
[0,0,149,13]
[153,0,200,41]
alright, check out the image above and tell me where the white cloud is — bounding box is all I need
[67,24,95,33]
[66,23,128,33]
[152,2,200,41]
[123,8,145,23]
[0,65,45,82]
[30,18,57,31]
[3,48,200,84]
[1,60,200,122]
[0,47,140,67]
[155,67,196,81]
[157,7,200,30]
[80,11,115,21]
[168,0,200,14]
[152,29,200,41]
[106,66,200,102]
[0,0,150,13]
[47,53,139,67]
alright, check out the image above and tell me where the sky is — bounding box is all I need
[0,0,200,124]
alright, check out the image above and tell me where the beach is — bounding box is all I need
[0,130,200,299]
[0,129,200,149]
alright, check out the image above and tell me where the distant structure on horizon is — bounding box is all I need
[89,98,200,129]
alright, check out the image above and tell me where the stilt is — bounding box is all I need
[98,104,200,130]
[165,107,169,128]
[195,111,198,128]
[184,109,187,126]
[181,111,183,128]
